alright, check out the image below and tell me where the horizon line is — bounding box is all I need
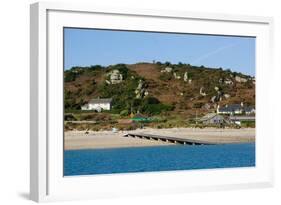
[64,61,255,77]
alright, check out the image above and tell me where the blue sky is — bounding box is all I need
[64,28,255,76]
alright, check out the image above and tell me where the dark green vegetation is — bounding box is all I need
[64,64,176,115]
[64,62,255,131]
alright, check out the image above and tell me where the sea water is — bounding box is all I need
[64,143,255,176]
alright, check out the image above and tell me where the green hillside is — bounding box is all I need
[64,62,255,130]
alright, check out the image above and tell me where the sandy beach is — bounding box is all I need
[64,127,255,150]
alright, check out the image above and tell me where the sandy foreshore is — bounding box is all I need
[64,127,255,150]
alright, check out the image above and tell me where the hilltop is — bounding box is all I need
[64,62,255,120]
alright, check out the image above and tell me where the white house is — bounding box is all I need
[217,102,255,115]
[244,106,255,115]
[81,98,112,112]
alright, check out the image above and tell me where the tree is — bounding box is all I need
[156,61,162,65]
[164,61,171,66]
[144,96,160,105]
[89,65,103,70]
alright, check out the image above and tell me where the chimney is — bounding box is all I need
[241,102,244,107]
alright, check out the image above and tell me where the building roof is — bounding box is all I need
[244,106,255,112]
[88,98,112,104]
[218,104,255,113]
[218,104,242,112]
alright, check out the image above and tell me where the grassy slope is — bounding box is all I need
[64,63,255,119]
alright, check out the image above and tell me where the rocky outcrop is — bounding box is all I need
[210,87,224,103]
[184,72,188,82]
[224,78,233,85]
[203,103,211,110]
[217,91,223,101]
[161,67,173,73]
[252,78,256,85]
[183,72,192,84]
[200,87,207,96]
[173,72,181,79]
[219,78,233,85]
[211,95,217,103]
[210,95,223,103]
[235,76,247,83]
[135,79,147,99]
[224,94,231,99]
[106,69,123,84]
[214,86,219,91]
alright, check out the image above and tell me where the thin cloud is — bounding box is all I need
[191,43,237,65]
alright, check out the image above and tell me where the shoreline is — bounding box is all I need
[64,127,255,150]
[65,142,255,151]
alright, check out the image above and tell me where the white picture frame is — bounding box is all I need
[30,2,274,202]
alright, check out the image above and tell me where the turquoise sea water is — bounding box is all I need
[64,143,255,176]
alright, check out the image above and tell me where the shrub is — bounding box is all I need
[89,65,103,70]
[142,103,174,115]
[241,121,255,128]
[164,61,171,66]
[64,67,84,82]
[193,102,204,108]
[79,113,112,121]
[120,109,129,116]
[111,64,129,79]
[132,98,142,107]
[143,96,160,105]
[159,73,173,81]
[64,113,76,121]
[156,61,162,65]
[115,123,137,131]
[64,71,77,82]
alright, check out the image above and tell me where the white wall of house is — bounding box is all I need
[245,109,256,115]
[88,102,111,111]
[81,105,89,110]
[233,121,241,126]
[234,110,243,114]
[217,111,228,114]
